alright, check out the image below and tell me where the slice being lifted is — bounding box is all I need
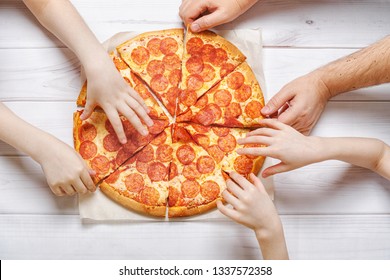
[117,29,184,116]
[178,28,246,115]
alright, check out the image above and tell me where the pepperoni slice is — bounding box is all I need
[136,160,149,174]
[123,76,132,86]
[168,69,181,87]
[218,134,237,153]
[234,155,254,175]
[220,63,235,78]
[207,145,225,164]
[183,162,201,180]
[150,74,169,92]
[129,131,151,147]
[147,60,165,76]
[200,64,216,82]
[135,83,151,100]
[116,147,133,165]
[104,169,121,184]
[147,38,162,57]
[225,102,242,118]
[207,104,222,121]
[176,145,195,165]
[156,144,173,162]
[211,48,228,67]
[131,72,142,85]
[162,53,181,71]
[122,119,136,138]
[227,72,245,90]
[148,119,168,135]
[160,37,178,55]
[179,89,197,107]
[191,124,210,133]
[113,56,128,70]
[201,181,220,202]
[137,144,154,162]
[140,186,160,206]
[212,127,230,137]
[79,123,97,142]
[169,162,178,180]
[196,155,215,174]
[166,87,180,105]
[103,134,122,152]
[168,186,181,207]
[186,74,204,91]
[131,46,150,65]
[195,94,208,108]
[172,125,192,143]
[176,109,192,123]
[147,162,168,181]
[193,134,210,148]
[214,89,232,107]
[147,107,159,119]
[182,180,200,198]
[151,131,167,145]
[79,141,97,159]
[235,84,252,102]
[91,155,110,174]
[245,100,263,119]
[187,37,204,55]
[186,56,204,74]
[194,107,215,126]
[200,44,216,63]
[125,173,145,192]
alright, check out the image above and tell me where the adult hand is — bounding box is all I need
[179,0,259,32]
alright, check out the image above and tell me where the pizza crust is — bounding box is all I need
[168,198,222,217]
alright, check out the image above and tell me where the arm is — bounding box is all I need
[262,35,390,135]
[217,172,289,260]
[179,0,259,32]
[237,119,390,180]
[0,103,96,196]
[23,0,153,143]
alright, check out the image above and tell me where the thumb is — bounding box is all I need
[261,89,293,116]
[80,101,95,120]
[262,162,292,178]
[191,11,225,32]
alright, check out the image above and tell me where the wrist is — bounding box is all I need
[306,70,333,100]
[254,217,283,241]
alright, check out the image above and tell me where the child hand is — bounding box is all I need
[237,119,323,177]
[217,172,281,237]
[80,56,154,144]
[179,0,259,32]
[39,138,96,196]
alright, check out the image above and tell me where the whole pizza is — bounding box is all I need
[73,28,266,217]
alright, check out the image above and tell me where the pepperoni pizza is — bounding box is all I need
[73,28,266,217]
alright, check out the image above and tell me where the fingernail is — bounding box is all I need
[120,137,127,144]
[191,23,200,32]
[261,105,270,114]
[236,148,243,154]
[141,128,149,136]
[147,119,154,127]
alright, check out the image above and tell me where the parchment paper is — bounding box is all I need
[79,29,274,221]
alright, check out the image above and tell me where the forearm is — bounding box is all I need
[23,0,108,71]
[255,221,289,260]
[311,36,390,97]
[317,137,390,180]
[0,103,57,164]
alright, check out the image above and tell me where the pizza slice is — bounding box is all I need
[178,28,246,115]
[73,110,169,183]
[117,29,184,116]
[176,123,265,178]
[167,124,227,217]
[177,62,265,127]
[76,52,168,121]
[99,126,174,217]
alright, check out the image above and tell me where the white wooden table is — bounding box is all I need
[1,0,390,260]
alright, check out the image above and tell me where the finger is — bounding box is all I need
[71,178,88,195]
[222,189,241,209]
[80,101,95,120]
[229,171,253,191]
[226,179,245,199]
[217,200,239,221]
[105,109,127,144]
[179,0,208,27]
[124,95,154,127]
[81,169,97,192]
[119,104,149,137]
[277,102,301,126]
[52,186,65,197]
[237,135,272,146]
[245,127,277,137]
[262,162,292,178]
[62,185,76,196]
[236,147,272,157]
[261,89,294,116]
[127,87,150,113]
[191,11,226,32]
[249,173,267,194]
[258,118,288,130]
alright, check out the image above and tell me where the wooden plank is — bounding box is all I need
[1,0,389,48]
[0,214,389,259]
[1,48,390,102]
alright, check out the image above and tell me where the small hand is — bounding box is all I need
[80,56,153,144]
[179,0,259,32]
[261,73,331,135]
[237,119,322,177]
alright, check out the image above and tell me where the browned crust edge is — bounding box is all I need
[252,155,266,176]
[168,198,222,218]
[100,182,167,217]
[236,61,265,106]
[73,111,83,151]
